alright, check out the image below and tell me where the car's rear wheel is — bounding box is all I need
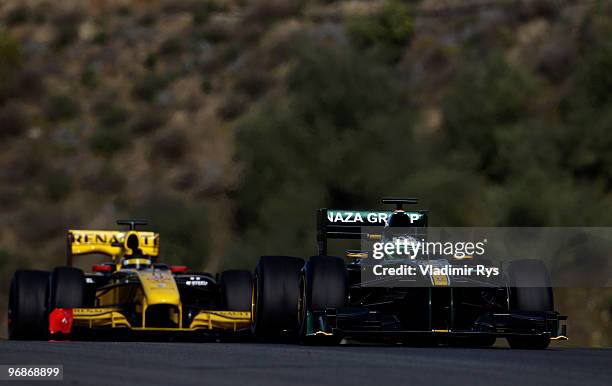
[219,270,252,311]
[49,267,85,310]
[8,270,50,340]
[506,259,553,349]
[251,256,304,338]
[299,255,347,345]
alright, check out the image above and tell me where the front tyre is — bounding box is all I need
[49,267,85,310]
[506,259,553,349]
[251,256,304,339]
[8,270,50,340]
[299,255,347,345]
[219,270,252,311]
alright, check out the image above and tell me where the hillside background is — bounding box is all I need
[0,0,610,345]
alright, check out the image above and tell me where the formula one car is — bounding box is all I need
[251,198,568,349]
[8,220,252,340]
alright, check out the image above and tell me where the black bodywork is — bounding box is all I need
[307,202,567,344]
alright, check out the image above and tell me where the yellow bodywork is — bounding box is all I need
[136,270,181,306]
[72,307,251,332]
[67,227,251,333]
[74,268,251,332]
[431,274,449,286]
[75,268,251,332]
[68,230,159,260]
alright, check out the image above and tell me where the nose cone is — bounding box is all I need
[136,270,180,305]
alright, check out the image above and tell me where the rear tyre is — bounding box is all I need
[506,259,553,350]
[49,267,85,309]
[219,270,252,311]
[251,256,304,338]
[299,256,347,345]
[8,270,50,340]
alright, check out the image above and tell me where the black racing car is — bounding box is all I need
[250,198,567,348]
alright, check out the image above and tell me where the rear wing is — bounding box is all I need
[66,230,159,266]
[316,208,428,255]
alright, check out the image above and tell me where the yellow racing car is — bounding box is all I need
[8,220,252,340]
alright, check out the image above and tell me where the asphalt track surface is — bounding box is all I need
[0,340,610,386]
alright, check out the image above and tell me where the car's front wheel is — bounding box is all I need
[251,256,304,339]
[298,255,347,345]
[506,259,553,349]
[49,267,85,310]
[8,270,50,340]
[219,270,252,311]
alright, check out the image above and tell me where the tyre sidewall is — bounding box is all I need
[8,270,50,340]
[49,267,85,310]
[219,270,252,311]
[252,256,304,335]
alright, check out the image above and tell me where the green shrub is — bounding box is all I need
[6,5,30,26]
[93,31,109,45]
[45,170,72,202]
[0,103,28,138]
[89,126,128,157]
[46,94,81,122]
[129,195,210,267]
[346,0,414,62]
[0,30,22,100]
[570,41,612,112]
[132,73,170,102]
[51,11,81,49]
[159,37,184,57]
[139,12,157,27]
[151,129,188,162]
[80,162,125,193]
[192,1,221,26]
[130,108,168,134]
[144,52,158,69]
[97,104,128,129]
[234,40,418,256]
[80,64,99,88]
[442,53,536,180]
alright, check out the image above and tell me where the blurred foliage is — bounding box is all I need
[46,94,81,122]
[129,196,210,268]
[45,169,72,202]
[0,30,21,101]
[235,8,612,259]
[192,0,223,26]
[132,73,171,102]
[51,10,82,50]
[235,40,417,256]
[346,0,415,62]
[89,126,129,156]
[442,52,536,180]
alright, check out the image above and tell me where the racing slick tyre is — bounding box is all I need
[49,267,85,310]
[299,255,347,345]
[219,270,252,311]
[8,270,50,340]
[251,256,304,338]
[506,259,553,349]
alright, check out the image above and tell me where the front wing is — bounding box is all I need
[49,307,251,336]
[304,308,568,341]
